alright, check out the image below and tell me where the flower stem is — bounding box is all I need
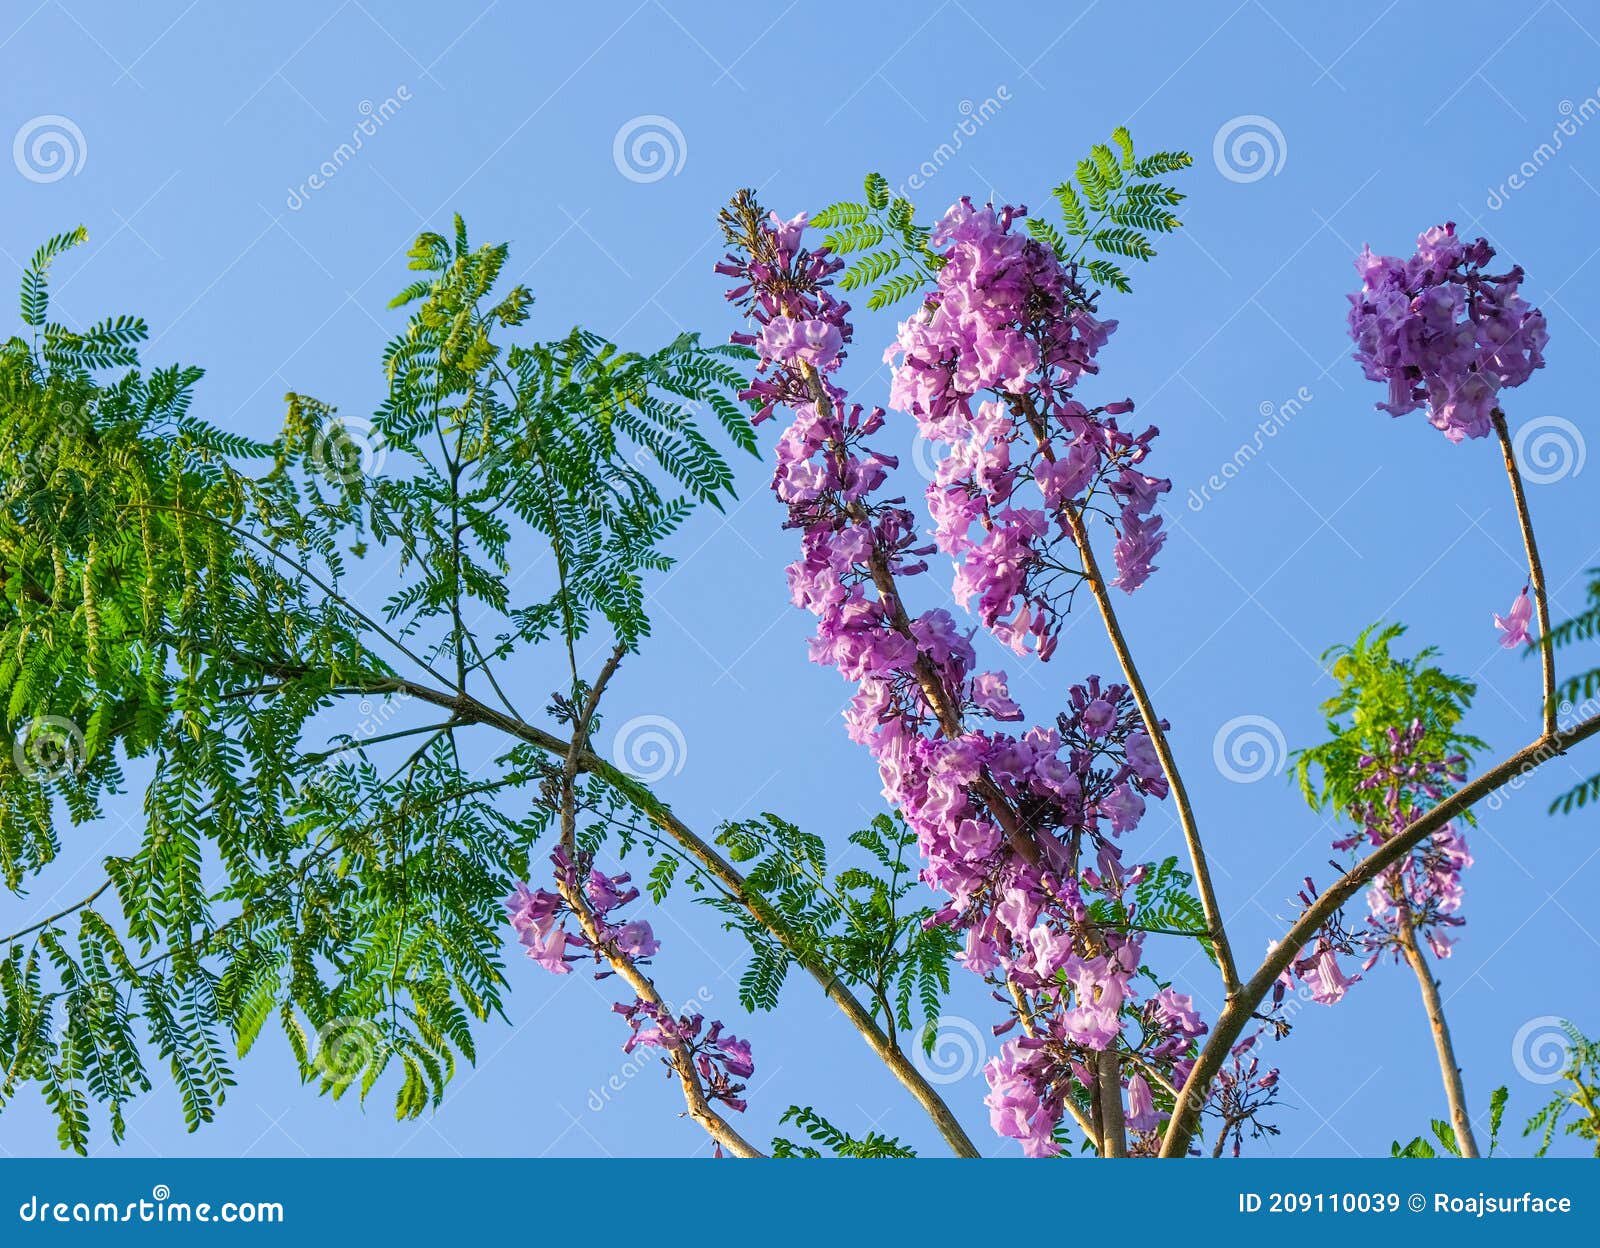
[1063,503,1242,999]
[1492,410,1557,737]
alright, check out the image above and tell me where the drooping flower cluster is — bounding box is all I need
[613,1001,755,1113]
[1347,222,1547,442]
[1278,720,1472,1008]
[505,847,660,974]
[1207,1036,1283,1158]
[884,199,1170,654]
[506,848,755,1115]
[1346,720,1472,961]
[717,190,1217,1156]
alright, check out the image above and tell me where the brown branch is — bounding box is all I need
[1492,410,1557,737]
[1,877,116,947]
[1160,710,1600,1156]
[1011,391,1239,998]
[1395,909,1480,1157]
[553,873,764,1158]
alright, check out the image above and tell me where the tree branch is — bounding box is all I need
[1160,710,1600,1156]
[1395,909,1480,1157]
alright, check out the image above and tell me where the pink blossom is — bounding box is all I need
[1494,585,1533,649]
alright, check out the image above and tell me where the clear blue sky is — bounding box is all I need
[3,0,1597,1159]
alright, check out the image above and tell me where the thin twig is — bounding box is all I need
[1492,410,1557,736]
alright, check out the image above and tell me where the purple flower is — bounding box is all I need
[614,920,660,959]
[1348,222,1547,441]
[1101,783,1146,835]
[1080,697,1117,738]
[524,924,573,975]
[1303,947,1358,1005]
[1125,1072,1161,1133]
[759,315,843,370]
[1494,585,1533,649]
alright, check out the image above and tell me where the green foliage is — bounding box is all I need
[0,220,755,1151]
[1392,1086,1507,1158]
[1293,622,1484,818]
[771,1104,917,1158]
[1490,1083,1508,1155]
[811,173,941,311]
[1545,571,1600,814]
[1028,126,1190,293]
[707,813,959,1046]
[816,130,1190,314]
[1522,1021,1600,1157]
[1089,854,1214,964]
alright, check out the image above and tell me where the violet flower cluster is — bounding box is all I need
[1347,222,1547,442]
[885,198,1170,646]
[505,847,661,974]
[1346,721,1472,962]
[612,1001,755,1114]
[506,848,755,1115]
[717,191,1222,1156]
[1277,721,1471,1011]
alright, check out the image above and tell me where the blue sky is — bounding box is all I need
[3,0,1598,1159]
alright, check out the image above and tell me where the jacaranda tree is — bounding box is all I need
[3,131,1598,1159]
